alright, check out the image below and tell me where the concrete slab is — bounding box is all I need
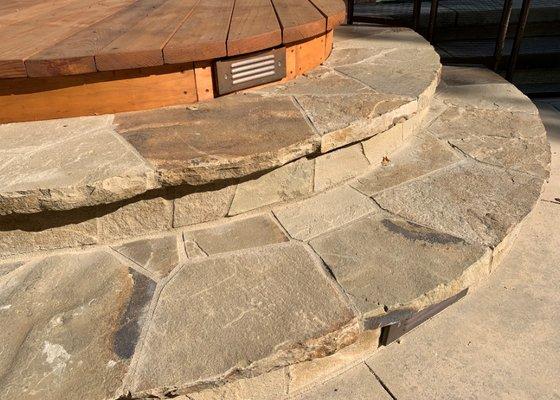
[294,363,392,400]
[536,101,560,204]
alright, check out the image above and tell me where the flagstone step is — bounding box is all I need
[0,63,549,399]
[0,26,440,218]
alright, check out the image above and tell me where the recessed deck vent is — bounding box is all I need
[215,48,286,95]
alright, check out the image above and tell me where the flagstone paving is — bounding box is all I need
[0,25,439,217]
[113,235,180,280]
[0,33,551,400]
[173,185,236,227]
[352,134,460,196]
[114,95,320,187]
[274,186,376,241]
[0,116,158,215]
[294,363,391,400]
[374,161,543,247]
[126,243,356,394]
[428,106,550,178]
[0,251,155,400]
[184,215,288,255]
[309,215,489,322]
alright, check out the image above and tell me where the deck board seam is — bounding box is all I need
[224,0,240,56]
[23,0,142,77]
[1,0,344,78]
[1,0,136,78]
[270,0,285,44]
[92,0,200,71]
[159,0,203,66]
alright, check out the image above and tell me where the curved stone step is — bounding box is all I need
[0,64,549,399]
[0,25,440,217]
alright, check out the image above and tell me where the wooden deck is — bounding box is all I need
[0,0,346,79]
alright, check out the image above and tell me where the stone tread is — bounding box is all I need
[0,34,550,400]
[0,26,440,216]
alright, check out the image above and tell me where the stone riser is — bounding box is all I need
[0,26,441,218]
[200,185,537,400]
[184,209,529,399]
[0,106,428,260]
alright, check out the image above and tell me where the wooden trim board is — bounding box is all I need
[0,64,198,123]
[0,31,333,124]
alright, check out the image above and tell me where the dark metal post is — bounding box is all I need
[427,0,439,43]
[347,0,355,25]
[493,0,514,71]
[413,0,422,31]
[506,0,532,81]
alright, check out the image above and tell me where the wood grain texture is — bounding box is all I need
[285,45,297,80]
[256,31,330,88]
[272,0,327,44]
[163,0,234,64]
[325,29,334,58]
[194,61,214,101]
[227,0,282,56]
[0,63,197,123]
[0,0,47,15]
[0,0,133,78]
[0,0,344,78]
[0,0,72,29]
[26,0,169,77]
[94,0,200,71]
[309,0,346,30]
[0,31,331,123]
[294,34,326,74]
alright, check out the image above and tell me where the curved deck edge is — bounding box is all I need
[0,32,333,124]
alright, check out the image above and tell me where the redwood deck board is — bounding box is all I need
[309,0,346,30]
[0,0,48,16]
[0,0,70,28]
[26,0,169,77]
[0,0,344,78]
[272,0,327,44]
[94,0,200,71]
[0,0,133,78]
[164,0,234,64]
[227,0,282,56]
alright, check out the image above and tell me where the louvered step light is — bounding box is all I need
[215,48,286,95]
